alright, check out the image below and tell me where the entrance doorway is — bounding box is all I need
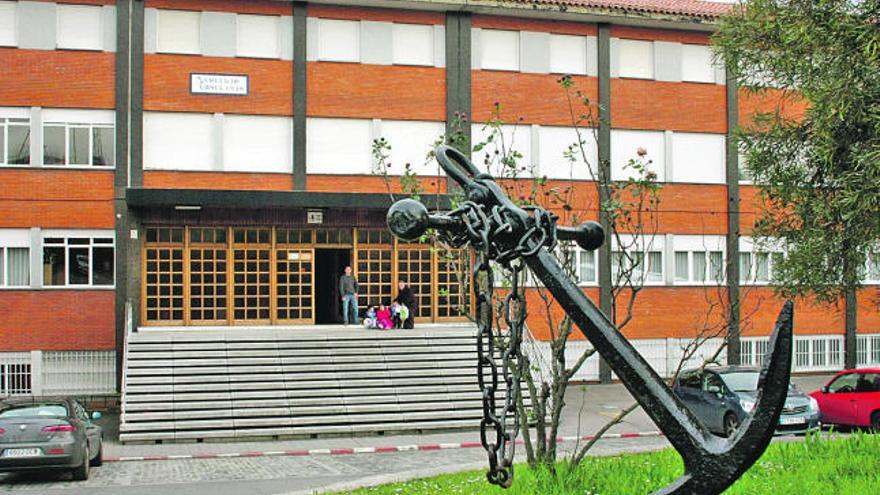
[315,249,351,324]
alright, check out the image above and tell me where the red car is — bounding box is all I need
[809,368,880,430]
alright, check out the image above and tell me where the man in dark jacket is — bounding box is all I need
[340,265,359,325]
[395,280,417,329]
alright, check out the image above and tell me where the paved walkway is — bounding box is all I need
[0,374,835,494]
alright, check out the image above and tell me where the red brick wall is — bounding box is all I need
[0,49,114,109]
[308,4,444,24]
[0,170,114,229]
[0,291,115,351]
[146,0,290,15]
[472,73,598,126]
[472,15,597,35]
[738,88,809,128]
[144,55,293,115]
[611,79,727,132]
[308,63,445,121]
[610,26,712,44]
[144,171,293,190]
[306,175,448,194]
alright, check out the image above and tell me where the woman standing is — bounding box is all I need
[394,280,417,329]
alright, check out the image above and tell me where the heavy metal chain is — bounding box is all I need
[444,200,537,488]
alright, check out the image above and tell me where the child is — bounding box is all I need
[390,302,402,328]
[363,306,377,329]
[375,304,393,330]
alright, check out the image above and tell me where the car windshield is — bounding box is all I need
[719,371,760,392]
[0,404,68,418]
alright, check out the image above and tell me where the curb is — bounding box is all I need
[104,430,664,463]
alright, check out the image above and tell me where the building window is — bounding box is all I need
[671,133,726,184]
[612,250,662,284]
[681,44,714,83]
[549,34,587,75]
[56,4,103,51]
[43,236,114,287]
[618,39,653,79]
[236,14,280,59]
[610,129,665,181]
[1,117,30,165]
[578,249,596,284]
[739,249,782,284]
[0,1,15,47]
[144,112,214,171]
[674,250,724,284]
[42,123,114,167]
[391,23,433,66]
[866,251,880,283]
[0,247,29,287]
[317,19,359,63]
[157,10,201,55]
[480,29,519,71]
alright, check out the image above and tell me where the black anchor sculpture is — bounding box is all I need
[387,145,794,495]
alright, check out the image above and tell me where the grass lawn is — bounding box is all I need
[336,432,880,495]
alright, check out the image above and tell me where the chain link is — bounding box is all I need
[443,199,555,488]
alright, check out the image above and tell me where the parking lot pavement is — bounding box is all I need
[0,373,835,495]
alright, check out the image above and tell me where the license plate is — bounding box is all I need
[780,416,806,426]
[2,448,42,458]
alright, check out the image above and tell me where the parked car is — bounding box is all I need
[673,366,820,437]
[809,368,880,431]
[0,397,103,480]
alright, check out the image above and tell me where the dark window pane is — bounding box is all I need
[92,247,114,286]
[68,247,89,285]
[44,126,65,165]
[43,247,66,286]
[69,127,89,165]
[8,124,30,165]
[0,124,5,163]
[92,127,114,166]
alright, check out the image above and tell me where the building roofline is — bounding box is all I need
[294,0,732,32]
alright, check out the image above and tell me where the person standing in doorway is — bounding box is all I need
[395,280,417,329]
[339,265,359,325]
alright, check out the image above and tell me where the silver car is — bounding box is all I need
[673,366,820,437]
[0,397,103,480]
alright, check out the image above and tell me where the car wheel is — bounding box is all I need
[724,413,739,438]
[90,442,103,467]
[72,446,90,481]
[871,411,880,433]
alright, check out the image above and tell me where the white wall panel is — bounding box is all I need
[0,1,16,47]
[157,10,200,54]
[611,129,665,181]
[391,23,433,66]
[672,132,725,184]
[472,123,532,176]
[618,39,653,79]
[682,44,714,83]
[236,14,280,59]
[317,18,359,62]
[223,115,291,173]
[538,125,597,179]
[306,117,371,174]
[673,234,726,252]
[0,229,30,248]
[42,109,114,125]
[57,4,102,51]
[144,112,214,170]
[549,34,586,75]
[380,120,444,175]
[480,29,519,71]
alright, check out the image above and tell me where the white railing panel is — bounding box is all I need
[0,353,32,396]
[41,351,116,395]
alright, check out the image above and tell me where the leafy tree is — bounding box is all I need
[714,0,880,367]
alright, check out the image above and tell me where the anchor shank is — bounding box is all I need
[523,248,712,457]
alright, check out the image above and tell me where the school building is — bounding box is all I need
[0,0,878,440]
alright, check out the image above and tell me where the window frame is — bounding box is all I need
[0,117,31,167]
[42,236,115,289]
[611,248,664,286]
[617,38,654,80]
[0,246,30,289]
[479,29,520,72]
[55,4,103,52]
[41,122,115,169]
[673,250,726,286]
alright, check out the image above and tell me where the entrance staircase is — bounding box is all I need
[120,324,523,443]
